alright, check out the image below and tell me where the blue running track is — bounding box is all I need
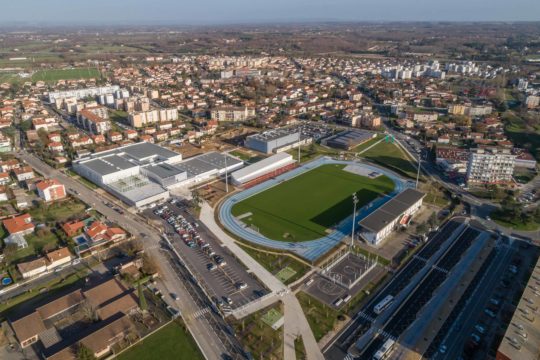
[218,157,411,262]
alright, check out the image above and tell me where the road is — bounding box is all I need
[16,149,240,360]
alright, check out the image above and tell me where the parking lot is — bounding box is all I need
[145,198,267,312]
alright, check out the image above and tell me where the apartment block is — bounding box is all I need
[466,147,515,185]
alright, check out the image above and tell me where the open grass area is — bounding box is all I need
[287,143,339,164]
[232,164,394,242]
[276,266,297,283]
[116,320,204,360]
[262,308,283,327]
[296,291,341,342]
[297,280,379,342]
[360,140,418,178]
[492,211,540,231]
[351,134,383,153]
[231,303,284,360]
[31,67,101,82]
[237,243,309,285]
[29,200,86,223]
[503,111,540,160]
[295,336,307,360]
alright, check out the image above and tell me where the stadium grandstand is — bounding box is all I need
[231,153,297,188]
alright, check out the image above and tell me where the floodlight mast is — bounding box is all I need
[225,154,229,193]
[351,192,358,249]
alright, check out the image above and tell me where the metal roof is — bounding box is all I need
[82,155,137,176]
[358,188,425,233]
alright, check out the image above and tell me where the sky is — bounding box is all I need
[2,0,540,26]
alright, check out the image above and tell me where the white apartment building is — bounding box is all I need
[466,147,515,185]
[48,85,120,103]
[210,106,255,122]
[128,108,178,128]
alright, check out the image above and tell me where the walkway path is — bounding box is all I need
[200,202,324,360]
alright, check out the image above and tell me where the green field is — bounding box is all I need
[261,308,283,327]
[360,140,418,179]
[116,321,204,360]
[31,68,101,82]
[231,164,394,242]
[276,266,297,283]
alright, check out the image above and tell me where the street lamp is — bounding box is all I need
[351,192,358,249]
[224,154,229,193]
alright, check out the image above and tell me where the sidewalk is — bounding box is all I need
[199,202,324,360]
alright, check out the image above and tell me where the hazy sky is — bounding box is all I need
[2,0,540,25]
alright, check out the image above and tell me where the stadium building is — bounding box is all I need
[73,142,243,207]
[245,128,307,154]
[358,188,425,246]
[322,129,376,150]
[231,153,297,187]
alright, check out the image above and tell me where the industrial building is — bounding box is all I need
[73,142,243,207]
[245,128,303,154]
[231,153,296,186]
[358,188,425,246]
[322,129,375,150]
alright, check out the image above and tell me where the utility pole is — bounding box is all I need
[224,154,229,193]
[351,192,358,249]
[415,153,421,189]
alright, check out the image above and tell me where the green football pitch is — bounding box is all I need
[31,68,101,82]
[231,164,394,242]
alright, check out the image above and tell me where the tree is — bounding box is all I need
[428,212,438,229]
[2,243,19,266]
[190,190,202,208]
[77,343,96,360]
[141,254,158,275]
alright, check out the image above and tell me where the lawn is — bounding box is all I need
[31,68,101,82]
[276,266,297,283]
[503,111,540,160]
[29,200,86,223]
[116,321,204,360]
[11,229,61,263]
[360,140,418,179]
[231,303,284,360]
[287,143,339,164]
[351,134,383,153]
[231,164,394,241]
[296,292,341,342]
[238,243,309,285]
[261,308,283,327]
[492,211,540,231]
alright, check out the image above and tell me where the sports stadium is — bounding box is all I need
[219,157,413,261]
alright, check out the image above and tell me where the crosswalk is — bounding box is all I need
[413,254,428,263]
[357,311,375,323]
[191,307,211,319]
[432,265,449,274]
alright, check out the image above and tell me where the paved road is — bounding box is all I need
[17,150,237,360]
[201,202,325,360]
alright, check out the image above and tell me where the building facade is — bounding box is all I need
[466,147,515,185]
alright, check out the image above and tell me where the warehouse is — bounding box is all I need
[322,129,375,150]
[73,142,243,207]
[231,153,296,186]
[358,188,425,246]
[245,128,301,154]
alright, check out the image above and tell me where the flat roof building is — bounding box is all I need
[74,142,243,207]
[496,254,540,360]
[358,188,425,246]
[245,128,301,154]
[322,129,375,150]
[231,153,296,186]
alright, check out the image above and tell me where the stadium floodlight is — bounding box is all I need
[225,154,229,193]
[351,192,359,249]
